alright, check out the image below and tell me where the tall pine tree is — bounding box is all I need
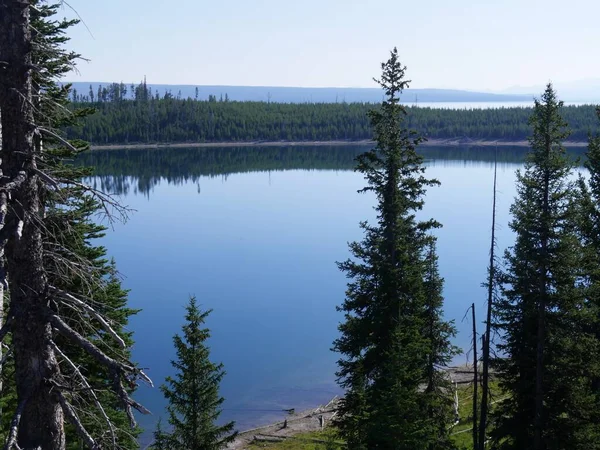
[154,297,236,449]
[333,48,455,450]
[422,238,460,450]
[574,106,600,446]
[492,85,600,450]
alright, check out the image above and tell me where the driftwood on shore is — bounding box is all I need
[227,365,492,449]
[252,433,335,444]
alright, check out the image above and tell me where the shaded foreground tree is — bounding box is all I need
[575,107,600,444]
[0,1,150,448]
[422,239,460,450]
[153,297,236,450]
[492,85,600,450]
[333,48,456,450]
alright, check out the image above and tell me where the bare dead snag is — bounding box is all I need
[478,147,498,450]
[1,2,150,447]
[0,0,66,446]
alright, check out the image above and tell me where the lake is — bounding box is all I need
[78,145,587,440]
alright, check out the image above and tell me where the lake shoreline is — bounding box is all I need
[90,138,589,150]
[225,364,479,449]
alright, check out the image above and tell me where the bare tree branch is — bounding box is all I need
[56,390,99,449]
[3,396,28,450]
[50,286,126,349]
[0,172,27,192]
[0,317,13,344]
[49,313,153,430]
[51,340,117,448]
[49,313,152,387]
[37,127,80,154]
[33,167,60,190]
[0,348,12,366]
[59,1,96,40]
[111,370,151,428]
[52,178,130,225]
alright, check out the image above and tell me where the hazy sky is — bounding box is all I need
[63,0,600,90]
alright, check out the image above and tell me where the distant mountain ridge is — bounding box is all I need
[499,78,600,102]
[64,82,533,104]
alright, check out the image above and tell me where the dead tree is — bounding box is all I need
[0,1,65,446]
[471,303,478,450]
[478,148,498,450]
[0,1,151,448]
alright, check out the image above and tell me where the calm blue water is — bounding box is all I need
[78,145,585,439]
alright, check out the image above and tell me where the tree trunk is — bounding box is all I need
[471,303,478,450]
[479,149,497,450]
[0,107,4,426]
[534,138,551,450]
[0,1,65,448]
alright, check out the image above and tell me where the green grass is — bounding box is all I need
[247,429,343,449]
[450,381,506,450]
[246,383,506,450]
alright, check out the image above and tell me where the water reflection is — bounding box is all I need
[77,145,586,196]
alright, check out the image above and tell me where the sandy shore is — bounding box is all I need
[90,138,589,150]
[225,364,480,449]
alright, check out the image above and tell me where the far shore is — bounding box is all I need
[89,138,589,151]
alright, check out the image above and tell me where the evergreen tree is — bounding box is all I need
[155,297,236,449]
[44,195,142,449]
[422,238,460,450]
[575,106,600,441]
[492,85,600,450]
[32,3,144,446]
[333,48,453,450]
[0,1,149,447]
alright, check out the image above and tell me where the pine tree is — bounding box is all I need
[333,48,453,450]
[0,1,149,447]
[33,3,144,446]
[155,297,236,449]
[492,85,600,450]
[44,195,142,449]
[422,238,460,450]
[574,106,600,444]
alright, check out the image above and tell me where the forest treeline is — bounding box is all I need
[66,83,598,144]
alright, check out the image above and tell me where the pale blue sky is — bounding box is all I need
[64,0,600,90]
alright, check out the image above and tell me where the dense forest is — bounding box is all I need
[65,82,599,144]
